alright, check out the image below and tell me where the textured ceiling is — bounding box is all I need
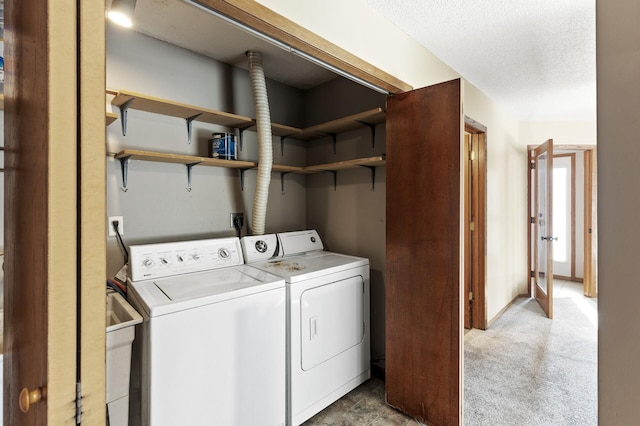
[367,0,596,120]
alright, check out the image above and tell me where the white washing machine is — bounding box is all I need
[242,230,370,426]
[127,237,286,426]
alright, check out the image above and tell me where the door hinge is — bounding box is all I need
[531,216,535,224]
[469,291,473,301]
[75,382,82,425]
[469,221,475,231]
[530,161,535,170]
[470,150,476,161]
[530,271,535,278]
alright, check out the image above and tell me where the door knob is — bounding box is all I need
[19,386,47,413]
[541,236,558,241]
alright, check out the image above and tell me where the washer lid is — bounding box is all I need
[128,265,285,317]
[248,251,368,283]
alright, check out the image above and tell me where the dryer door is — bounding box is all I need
[300,276,365,370]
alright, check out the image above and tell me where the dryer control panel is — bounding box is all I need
[241,234,280,263]
[129,237,244,281]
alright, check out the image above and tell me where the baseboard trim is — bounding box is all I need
[487,294,528,328]
[554,274,584,283]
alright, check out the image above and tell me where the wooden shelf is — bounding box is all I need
[106,90,385,144]
[271,164,307,173]
[305,156,386,172]
[295,108,386,140]
[114,149,385,172]
[114,149,256,169]
[105,90,387,191]
[111,149,384,191]
[110,90,255,129]
[106,112,118,126]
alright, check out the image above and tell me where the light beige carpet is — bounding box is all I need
[464,295,597,426]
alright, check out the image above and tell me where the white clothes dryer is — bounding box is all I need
[127,237,286,426]
[242,230,370,426]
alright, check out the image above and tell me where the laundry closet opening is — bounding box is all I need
[105,0,399,417]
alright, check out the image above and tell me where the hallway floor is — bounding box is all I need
[303,280,597,426]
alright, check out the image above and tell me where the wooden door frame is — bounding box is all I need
[552,153,577,281]
[5,0,106,423]
[583,148,598,297]
[527,144,597,298]
[464,117,487,330]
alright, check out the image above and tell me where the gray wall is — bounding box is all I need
[597,0,640,423]
[107,23,389,365]
[106,24,307,276]
[303,78,387,364]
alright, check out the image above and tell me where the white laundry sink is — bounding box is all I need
[106,291,142,426]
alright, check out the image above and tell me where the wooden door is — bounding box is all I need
[386,79,463,425]
[4,0,106,424]
[533,140,554,318]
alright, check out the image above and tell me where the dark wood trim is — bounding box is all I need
[464,118,488,330]
[463,133,472,329]
[197,0,413,94]
[5,0,79,423]
[386,79,462,425]
[464,116,488,133]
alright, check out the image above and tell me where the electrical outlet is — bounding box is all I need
[230,213,244,229]
[108,216,124,237]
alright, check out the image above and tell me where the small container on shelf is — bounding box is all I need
[208,132,236,160]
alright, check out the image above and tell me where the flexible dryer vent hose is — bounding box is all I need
[247,51,273,236]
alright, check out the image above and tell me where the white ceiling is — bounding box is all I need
[366,0,596,121]
[130,0,337,90]
[127,0,595,121]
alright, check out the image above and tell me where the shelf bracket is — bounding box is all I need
[118,156,132,192]
[360,165,377,191]
[238,125,253,152]
[279,133,297,157]
[239,169,246,191]
[357,121,377,149]
[118,98,136,137]
[280,172,291,195]
[185,113,203,145]
[331,133,338,155]
[330,170,338,191]
[185,163,200,192]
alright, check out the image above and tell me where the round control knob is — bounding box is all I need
[218,248,230,259]
[311,237,316,243]
[160,257,169,264]
[255,240,268,253]
[177,255,184,263]
[192,254,201,261]
[142,259,154,268]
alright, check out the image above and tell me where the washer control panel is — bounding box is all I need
[129,237,244,282]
